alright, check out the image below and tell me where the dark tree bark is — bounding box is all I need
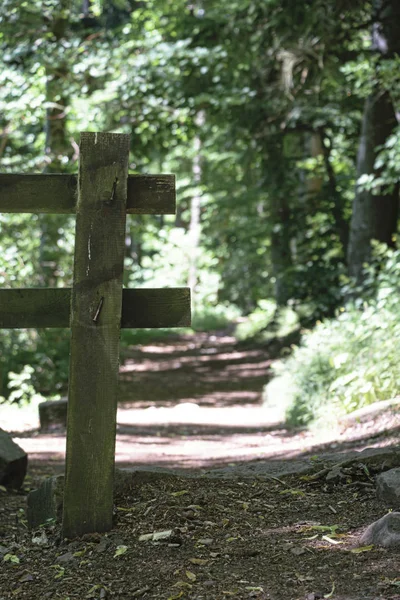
[262,137,294,306]
[318,129,349,256]
[347,0,400,281]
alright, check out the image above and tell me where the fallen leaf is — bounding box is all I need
[171,490,189,497]
[139,530,173,542]
[51,565,65,579]
[186,571,196,582]
[167,593,184,600]
[32,531,48,546]
[0,485,7,493]
[382,577,400,587]
[324,581,336,598]
[3,554,20,564]
[189,558,208,565]
[350,545,374,554]
[114,545,128,557]
[280,489,305,496]
[86,585,108,599]
[322,535,343,545]
[79,560,90,567]
[132,587,151,598]
[173,580,192,589]
[197,538,213,545]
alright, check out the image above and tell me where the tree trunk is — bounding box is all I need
[263,137,293,306]
[318,129,349,255]
[188,112,204,309]
[347,0,400,281]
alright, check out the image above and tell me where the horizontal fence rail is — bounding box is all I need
[0,174,175,214]
[0,288,191,329]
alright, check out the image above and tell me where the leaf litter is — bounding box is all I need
[1,465,399,600]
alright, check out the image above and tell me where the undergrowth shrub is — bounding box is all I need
[235,300,299,342]
[191,303,241,332]
[265,245,400,426]
[235,300,277,340]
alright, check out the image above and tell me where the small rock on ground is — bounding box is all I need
[376,467,400,507]
[359,511,400,548]
[0,427,27,489]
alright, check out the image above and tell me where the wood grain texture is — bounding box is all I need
[122,288,191,328]
[0,288,71,328]
[0,288,191,329]
[62,132,130,538]
[0,173,175,214]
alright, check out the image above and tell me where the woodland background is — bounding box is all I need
[1,0,400,428]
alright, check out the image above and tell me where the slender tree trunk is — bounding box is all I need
[188,112,204,309]
[318,129,349,255]
[263,136,293,306]
[347,0,400,281]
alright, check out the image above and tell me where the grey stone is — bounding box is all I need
[27,474,64,529]
[56,551,75,564]
[376,468,400,507]
[359,511,400,548]
[39,398,68,431]
[0,428,27,489]
[94,538,110,553]
[325,466,349,484]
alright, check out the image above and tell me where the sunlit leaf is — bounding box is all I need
[350,545,374,553]
[114,545,129,557]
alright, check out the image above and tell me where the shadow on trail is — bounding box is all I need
[118,331,274,406]
[12,331,400,475]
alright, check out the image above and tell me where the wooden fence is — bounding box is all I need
[0,132,191,537]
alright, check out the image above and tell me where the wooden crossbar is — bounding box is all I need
[0,288,191,329]
[0,173,175,214]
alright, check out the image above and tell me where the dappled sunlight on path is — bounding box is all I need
[6,331,400,472]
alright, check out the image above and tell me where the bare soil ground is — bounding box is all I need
[1,331,399,600]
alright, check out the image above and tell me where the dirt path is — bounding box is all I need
[10,331,400,474]
[2,332,400,600]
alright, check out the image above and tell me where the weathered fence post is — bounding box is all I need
[62,132,129,537]
[0,132,191,538]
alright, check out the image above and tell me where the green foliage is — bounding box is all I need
[267,245,400,427]
[0,0,399,407]
[191,303,241,332]
[235,300,277,340]
[235,301,300,342]
[6,365,45,405]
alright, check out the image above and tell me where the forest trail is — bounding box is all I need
[11,331,399,474]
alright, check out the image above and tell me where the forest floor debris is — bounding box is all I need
[1,467,399,600]
[1,331,399,599]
